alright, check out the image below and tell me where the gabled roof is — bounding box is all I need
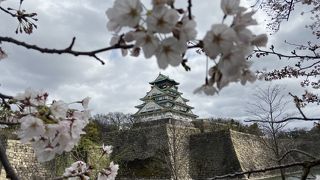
[145,86,164,97]
[136,101,164,114]
[149,73,179,85]
[175,96,186,105]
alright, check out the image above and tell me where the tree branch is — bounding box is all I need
[0,144,19,180]
[187,0,192,20]
[52,171,88,180]
[0,93,13,100]
[207,159,320,180]
[0,36,135,65]
[253,48,320,60]
[0,6,16,18]
[277,149,317,162]
[245,117,320,124]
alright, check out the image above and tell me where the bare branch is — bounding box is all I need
[207,159,320,180]
[245,117,320,124]
[278,149,317,163]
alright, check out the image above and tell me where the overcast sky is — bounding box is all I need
[0,0,318,129]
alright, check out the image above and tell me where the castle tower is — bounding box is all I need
[133,74,198,122]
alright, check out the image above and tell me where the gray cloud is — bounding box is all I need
[0,0,317,130]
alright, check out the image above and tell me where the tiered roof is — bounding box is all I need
[133,74,198,122]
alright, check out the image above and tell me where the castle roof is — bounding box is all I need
[149,73,179,85]
[134,74,198,122]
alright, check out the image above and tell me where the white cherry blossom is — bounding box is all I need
[35,147,56,163]
[81,97,91,109]
[217,50,246,77]
[50,100,68,119]
[203,24,238,59]
[98,161,119,180]
[232,10,257,31]
[193,84,218,96]
[240,69,256,85]
[18,115,45,143]
[146,6,179,33]
[221,0,240,15]
[155,37,186,69]
[63,161,90,180]
[110,35,128,56]
[102,144,113,155]
[106,0,143,32]
[134,31,160,58]
[173,16,197,42]
[152,0,167,7]
[251,34,268,47]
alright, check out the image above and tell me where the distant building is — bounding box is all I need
[133,73,198,122]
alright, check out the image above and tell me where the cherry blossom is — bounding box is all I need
[106,0,143,32]
[155,37,186,69]
[63,161,90,180]
[251,34,268,47]
[232,10,257,31]
[97,161,119,180]
[81,97,91,109]
[203,24,238,59]
[102,144,113,156]
[110,35,128,56]
[173,15,197,42]
[18,115,45,143]
[134,31,160,58]
[146,6,179,34]
[193,84,218,96]
[9,89,91,162]
[50,100,68,119]
[221,0,241,15]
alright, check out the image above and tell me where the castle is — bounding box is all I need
[0,74,289,179]
[103,74,279,179]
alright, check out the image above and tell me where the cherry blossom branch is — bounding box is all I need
[253,47,320,60]
[289,92,307,119]
[0,35,205,65]
[0,6,16,18]
[0,36,134,65]
[187,0,192,20]
[207,158,320,180]
[0,93,13,100]
[52,172,89,180]
[0,144,19,180]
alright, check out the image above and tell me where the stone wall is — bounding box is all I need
[103,120,200,179]
[0,140,50,180]
[104,120,284,179]
[103,123,171,178]
[229,130,276,178]
[165,124,200,179]
[189,130,243,179]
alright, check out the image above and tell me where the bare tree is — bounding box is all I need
[246,84,292,180]
[93,112,135,131]
[155,122,197,180]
